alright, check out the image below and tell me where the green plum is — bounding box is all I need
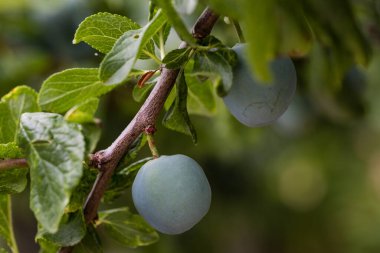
[132,154,211,234]
[223,44,297,127]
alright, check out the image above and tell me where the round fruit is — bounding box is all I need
[223,43,297,127]
[132,154,211,235]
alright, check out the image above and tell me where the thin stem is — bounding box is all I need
[142,49,162,65]
[8,195,20,253]
[232,19,245,43]
[159,29,166,59]
[145,126,159,158]
[0,159,28,171]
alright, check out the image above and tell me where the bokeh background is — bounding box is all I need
[1,0,380,252]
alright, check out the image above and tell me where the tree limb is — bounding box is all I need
[59,7,219,253]
[0,158,28,171]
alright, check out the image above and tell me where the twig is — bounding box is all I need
[59,7,219,253]
[0,158,28,171]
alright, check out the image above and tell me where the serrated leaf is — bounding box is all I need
[65,98,99,124]
[193,50,234,96]
[162,48,192,69]
[0,85,40,143]
[153,0,195,45]
[37,211,86,247]
[0,195,18,252]
[99,10,167,85]
[162,73,197,143]
[38,68,116,113]
[98,208,159,248]
[17,113,85,233]
[73,12,140,54]
[105,157,152,202]
[174,0,198,14]
[0,143,23,159]
[72,225,102,253]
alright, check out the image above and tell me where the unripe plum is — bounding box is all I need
[132,154,211,234]
[223,44,297,127]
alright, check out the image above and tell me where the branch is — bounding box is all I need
[0,158,28,171]
[59,7,219,253]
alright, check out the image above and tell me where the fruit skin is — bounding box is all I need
[223,44,297,127]
[132,154,211,235]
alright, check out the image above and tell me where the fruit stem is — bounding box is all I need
[145,125,160,159]
[232,19,245,43]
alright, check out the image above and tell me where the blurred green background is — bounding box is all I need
[2,0,380,252]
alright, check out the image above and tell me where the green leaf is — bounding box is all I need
[117,134,147,170]
[0,248,8,253]
[162,73,197,143]
[99,10,167,85]
[72,225,102,253]
[105,157,153,202]
[186,74,217,116]
[0,143,23,159]
[98,208,159,248]
[65,165,97,213]
[174,0,198,14]
[38,68,116,113]
[73,12,140,54]
[162,48,192,69]
[37,238,59,253]
[153,0,195,45]
[37,211,86,247]
[193,50,234,97]
[18,112,85,233]
[0,195,18,252]
[65,98,99,124]
[0,85,40,143]
[0,168,28,194]
[132,82,155,103]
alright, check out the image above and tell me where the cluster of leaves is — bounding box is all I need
[0,0,375,251]
[0,1,238,252]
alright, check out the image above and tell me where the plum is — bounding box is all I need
[132,154,211,234]
[223,44,297,127]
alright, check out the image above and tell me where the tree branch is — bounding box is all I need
[59,7,219,253]
[0,158,28,171]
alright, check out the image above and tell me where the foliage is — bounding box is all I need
[0,0,378,252]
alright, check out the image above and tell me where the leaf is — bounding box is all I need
[73,12,140,54]
[38,68,116,113]
[162,73,197,143]
[98,208,159,248]
[116,133,147,171]
[36,211,86,247]
[65,98,99,124]
[162,48,192,69]
[132,82,155,103]
[174,0,198,14]
[0,195,18,252]
[65,165,97,213]
[0,143,23,159]
[153,0,195,45]
[73,225,102,253]
[0,168,28,194]
[193,50,234,96]
[0,85,40,143]
[99,10,167,85]
[17,112,85,233]
[37,238,59,253]
[186,74,217,116]
[105,157,153,202]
